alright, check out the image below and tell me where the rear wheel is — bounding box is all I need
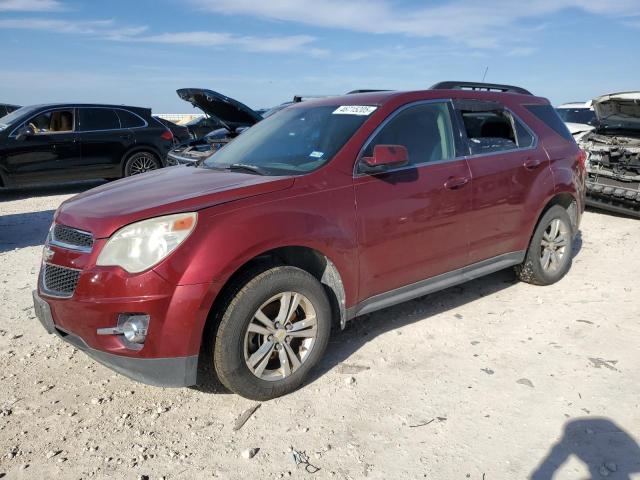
[213,266,331,400]
[515,205,573,285]
[124,151,160,177]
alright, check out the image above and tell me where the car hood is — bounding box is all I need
[565,122,595,135]
[176,88,263,131]
[591,91,640,132]
[55,167,294,238]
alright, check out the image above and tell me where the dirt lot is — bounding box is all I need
[0,182,639,480]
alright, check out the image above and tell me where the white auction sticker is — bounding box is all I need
[332,105,378,115]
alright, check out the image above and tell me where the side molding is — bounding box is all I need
[347,251,526,319]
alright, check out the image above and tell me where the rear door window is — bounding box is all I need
[360,102,456,169]
[459,108,517,154]
[79,108,120,131]
[115,109,146,128]
[454,101,536,154]
[514,117,535,148]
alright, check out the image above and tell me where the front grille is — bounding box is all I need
[52,224,93,250]
[42,264,81,297]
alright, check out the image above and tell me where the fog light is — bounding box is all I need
[97,314,149,349]
[119,314,149,344]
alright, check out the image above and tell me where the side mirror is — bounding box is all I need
[361,144,409,173]
[15,125,34,141]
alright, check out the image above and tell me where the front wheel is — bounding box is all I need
[213,266,332,400]
[124,151,160,177]
[515,205,574,285]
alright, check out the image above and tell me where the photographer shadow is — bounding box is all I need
[531,417,640,479]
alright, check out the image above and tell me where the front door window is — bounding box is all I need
[27,109,74,134]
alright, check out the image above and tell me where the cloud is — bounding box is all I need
[190,0,640,48]
[0,0,62,11]
[0,17,148,37]
[135,31,326,54]
[0,16,326,55]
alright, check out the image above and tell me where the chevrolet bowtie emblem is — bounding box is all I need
[43,246,54,262]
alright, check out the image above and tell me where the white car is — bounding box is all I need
[578,91,640,217]
[555,101,596,140]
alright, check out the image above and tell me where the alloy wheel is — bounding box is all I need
[127,153,158,176]
[243,291,318,381]
[539,218,569,273]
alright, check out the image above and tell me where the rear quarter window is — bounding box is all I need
[116,109,146,128]
[525,104,573,141]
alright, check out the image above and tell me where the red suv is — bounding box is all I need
[33,82,586,400]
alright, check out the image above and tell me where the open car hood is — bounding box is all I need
[591,91,640,132]
[177,88,263,131]
[565,122,594,135]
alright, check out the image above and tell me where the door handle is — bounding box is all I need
[523,158,542,170]
[444,176,470,190]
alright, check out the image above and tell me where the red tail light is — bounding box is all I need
[578,149,587,168]
[161,130,174,141]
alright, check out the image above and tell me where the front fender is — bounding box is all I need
[153,181,359,305]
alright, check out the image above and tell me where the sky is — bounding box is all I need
[1,0,639,113]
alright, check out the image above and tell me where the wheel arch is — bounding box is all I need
[540,191,579,234]
[206,245,346,333]
[194,245,347,382]
[522,191,579,256]
[120,145,164,176]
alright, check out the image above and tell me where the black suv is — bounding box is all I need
[0,104,174,187]
[0,104,20,117]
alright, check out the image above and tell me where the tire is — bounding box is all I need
[515,205,574,285]
[123,151,161,177]
[213,266,332,400]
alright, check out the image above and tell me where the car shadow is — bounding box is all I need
[572,229,583,258]
[307,267,519,385]
[530,417,640,479]
[308,229,585,386]
[0,210,55,253]
[0,180,105,201]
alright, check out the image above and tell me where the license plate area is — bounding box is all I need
[32,290,56,334]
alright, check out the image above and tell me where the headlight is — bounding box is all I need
[96,212,197,273]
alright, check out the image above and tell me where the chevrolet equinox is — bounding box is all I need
[33,82,586,400]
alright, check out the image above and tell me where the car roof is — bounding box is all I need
[21,103,152,111]
[556,102,590,109]
[289,89,548,109]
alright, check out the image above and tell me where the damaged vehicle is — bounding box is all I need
[579,92,640,218]
[166,88,262,166]
[556,101,596,141]
[166,90,333,166]
[33,83,585,400]
[1,103,21,117]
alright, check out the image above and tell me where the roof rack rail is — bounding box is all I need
[430,81,532,95]
[346,89,392,94]
[292,95,331,103]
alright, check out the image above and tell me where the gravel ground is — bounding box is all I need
[1,182,639,480]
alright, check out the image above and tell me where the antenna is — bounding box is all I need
[481,66,489,82]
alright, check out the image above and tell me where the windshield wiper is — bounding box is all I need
[227,163,267,175]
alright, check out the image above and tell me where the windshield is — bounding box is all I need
[0,105,40,131]
[555,107,596,126]
[202,105,374,175]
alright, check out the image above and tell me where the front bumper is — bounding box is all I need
[166,148,211,166]
[33,290,199,387]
